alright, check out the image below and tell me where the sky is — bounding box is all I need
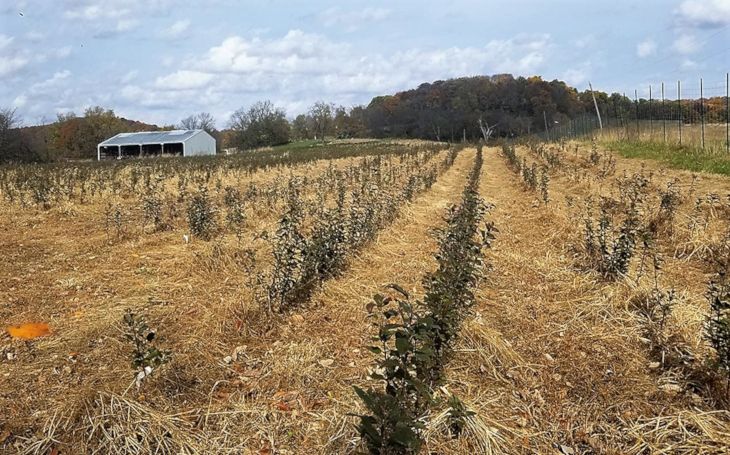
[1,0,729,128]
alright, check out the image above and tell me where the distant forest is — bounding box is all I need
[1,74,727,162]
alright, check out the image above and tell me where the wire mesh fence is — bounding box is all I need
[543,74,730,153]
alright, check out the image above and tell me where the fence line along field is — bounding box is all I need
[2,138,730,454]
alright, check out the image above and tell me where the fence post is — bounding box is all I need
[649,85,653,140]
[623,92,629,140]
[700,77,705,150]
[662,82,666,143]
[634,89,641,141]
[678,80,682,146]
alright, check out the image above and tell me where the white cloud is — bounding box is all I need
[636,38,657,58]
[562,65,590,87]
[155,70,214,90]
[55,46,72,59]
[30,70,71,91]
[680,58,697,70]
[115,19,139,32]
[574,34,595,49]
[63,0,177,21]
[677,0,730,27]
[0,35,13,50]
[63,0,172,37]
[0,56,29,77]
[319,7,391,31]
[64,4,127,20]
[25,31,45,43]
[13,94,27,108]
[126,30,552,119]
[673,34,699,54]
[161,19,190,39]
[121,70,139,83]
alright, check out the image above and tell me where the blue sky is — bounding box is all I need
[1,0,728,128]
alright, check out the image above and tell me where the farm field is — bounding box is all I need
[1,139,730,454]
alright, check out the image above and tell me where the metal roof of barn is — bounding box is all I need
[99,130,204,146]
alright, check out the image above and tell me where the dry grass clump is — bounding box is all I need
[623,410,730,454]
[424,397,512,455]
[81,393,204,454]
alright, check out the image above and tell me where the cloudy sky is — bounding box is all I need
[1,0,729,127]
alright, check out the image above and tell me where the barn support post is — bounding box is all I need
[117,145,121,159]
[161,143,165,155]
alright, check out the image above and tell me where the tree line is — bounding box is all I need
[2,73,727,162]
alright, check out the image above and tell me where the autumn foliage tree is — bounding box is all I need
[49,107,151,159]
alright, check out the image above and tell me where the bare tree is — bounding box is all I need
[0,107,21,160]
[478,117,497,142]
[179,112,217,134]
[308,101,335,141]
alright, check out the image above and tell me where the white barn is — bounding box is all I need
[97,130,216,160]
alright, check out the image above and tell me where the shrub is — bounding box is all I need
[187,185,217,240]
[707,274,730,378]
[223,186,246,240]
[142,192,167,232]
[583,196,641,280]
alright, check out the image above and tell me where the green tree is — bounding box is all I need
[308,101,335,141]
[229,100,291,150]
[291,114,312,140]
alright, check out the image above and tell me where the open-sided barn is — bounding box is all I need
[97,129,216,160]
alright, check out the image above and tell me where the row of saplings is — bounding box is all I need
[113,150,457,392]
[0,142,437,209]
[353,147,498,453]
[501,143,549,203]
[102,151,441,242]
[576,164,730,406]
[255,149,457,314]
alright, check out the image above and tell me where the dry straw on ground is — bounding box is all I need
[2,141,730,453]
